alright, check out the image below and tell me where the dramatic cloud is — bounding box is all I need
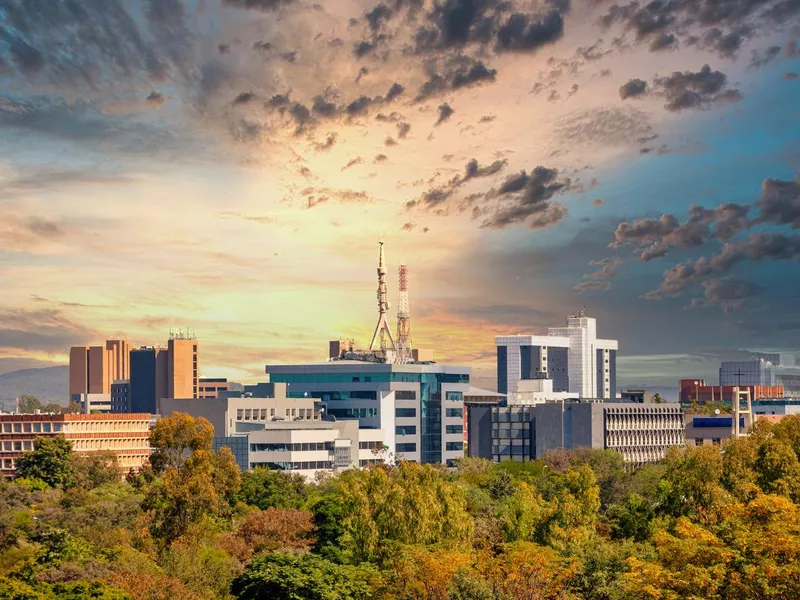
[146,91,166,105]
[436,103,454,124]
[690,277,762,313]
[584,257,621,279]
[574,280,612,292]
[480,166,570,229]
[652,64,742,111]
[754,174,800,228]
[416,56,497,100]
[413,157,508,209]
[619,78,648,99]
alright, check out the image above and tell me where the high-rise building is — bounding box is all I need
[130,347,168,414]
[69,339,130,401]
[167,336,199,399]
[495,310,618,399]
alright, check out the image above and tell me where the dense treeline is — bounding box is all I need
[2,413,800,599]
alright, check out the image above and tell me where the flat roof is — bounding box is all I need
[466,386,505,397]
[266,361,470,374]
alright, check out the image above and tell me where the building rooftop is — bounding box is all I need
[466,386,505,397]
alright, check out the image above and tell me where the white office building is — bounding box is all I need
[496,311,618,399]
[160,382,389,480]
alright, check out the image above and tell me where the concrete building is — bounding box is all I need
[719,359,800,396]
[199,377,229,399]
[69,339,130,401]
[162,383,386,479]
[752,398,800,416]
[265,361,470,466]
[168,336,199,399]
[0,412,151,479]
[469,400,684,465]
[496,311,618,400]
[78,393,111,414]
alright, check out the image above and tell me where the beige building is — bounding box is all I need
[168,337,198,399]
[0,413,151,479]
[199,378,229,399]
[69,339,130,400]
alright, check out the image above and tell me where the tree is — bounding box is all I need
[239,468,309,510]
[17,394,43,413]
[606,493,655,541]
[230,552,381,600]
[145,446,241,545]
[149,412,214,473]
[652,393,664,404]
[69,451,122,489]
[394,547,475,600]
[222,508,315,562]
[15,436,74,488]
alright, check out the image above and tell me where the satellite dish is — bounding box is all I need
[714,409,721,415]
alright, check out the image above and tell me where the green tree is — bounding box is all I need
[754,437,800,497]
[652,393,664,404]
[149,412,214,473]
[69,451,122,489]
[310,493,350,562]
[239,468,309,510]
[15,436,74,488]
[230,552,381,600]
[606,493,655,541]
[17,394,43,413]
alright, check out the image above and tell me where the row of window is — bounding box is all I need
[445,425,463,435]
[445,408,463,418]
[359,441,385,450]
[396,426,417,436]
[2,441,32,452]
[250,442,334,452]
[396,408,416,418]
[395,391,416,400]
[2,422,62,434]
[445,442,463,451]
[249,461,333,471]
[326,408,378,419]
[237,408,315,421]
[695,438,721,446]
[396,443,417,453]
[360,458,383,467]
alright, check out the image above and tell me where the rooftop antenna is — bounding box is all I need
[397,263,412,359]
[369,239,396,352]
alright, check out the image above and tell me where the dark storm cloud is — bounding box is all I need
[612,203,751,259]
[495,10,565,52]
[480,166,570,229]
[690,277,762,312]
[416,56,497,101]
[652,64,742,112]
[754,174,800,228]
[414,157,508,209]
[353,40,377,57]
[233,91,256,105]
[644,244,746,298]
[386,82,405,101]
[223,0,296,11]
[649,32,678,51]
[366,3,394,32]
[436,102,454,124]
[146,91,166,105]
[346,95,374,116]
[598,0,800,58]
[312,95,338,118]
[619,78,648,99]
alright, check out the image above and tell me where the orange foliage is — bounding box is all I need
[220,508,315,563]
[394,547,475,600]
[109,570,202,600]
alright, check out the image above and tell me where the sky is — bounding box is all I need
[1,0,799,390]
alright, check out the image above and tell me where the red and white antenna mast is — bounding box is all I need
[396,263,412,359]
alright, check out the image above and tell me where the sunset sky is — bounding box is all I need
[1,0,799,389]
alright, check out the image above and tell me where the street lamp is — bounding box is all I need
[694,380,700,405]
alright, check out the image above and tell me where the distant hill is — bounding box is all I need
[0,366,68,411]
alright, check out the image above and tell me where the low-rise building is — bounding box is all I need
[679,379,784,404]
[469,400,684,465]
[162,383,387,480]
[78,393,111,414]
[199,377,229,399]
[0,413,151,479]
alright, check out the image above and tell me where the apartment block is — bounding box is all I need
[168,337,199,399]
[0,413,151,479]
[199,377,229,399]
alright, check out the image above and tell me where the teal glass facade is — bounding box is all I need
[268,367,469,465]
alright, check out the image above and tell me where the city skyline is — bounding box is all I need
[1,0,800,388]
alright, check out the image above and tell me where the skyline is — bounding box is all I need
[1,0,800,388]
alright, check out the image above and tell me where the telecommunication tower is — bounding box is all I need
[369,241,396,352]
[396,263,412,358]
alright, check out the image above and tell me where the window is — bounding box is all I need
[43,423,51,433]
[396,408,416,418]
[445,408,463,418]
[396,425,417,436]
[396,443,417,453]
[395,391,416,400]
[237,409,244,420]
[359,441,385,450]
[712,438,721,446]
[33,424,41,433]
[23,441,32,451]
[3,442,10,451]
[2,424,10,433]
[23,424,31,433]
[446,425,463,435]
[13,424,21,433]
[446,442,463,451]
[13,442,22,451]
[695,438,703,446]
[445,391,463,401]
